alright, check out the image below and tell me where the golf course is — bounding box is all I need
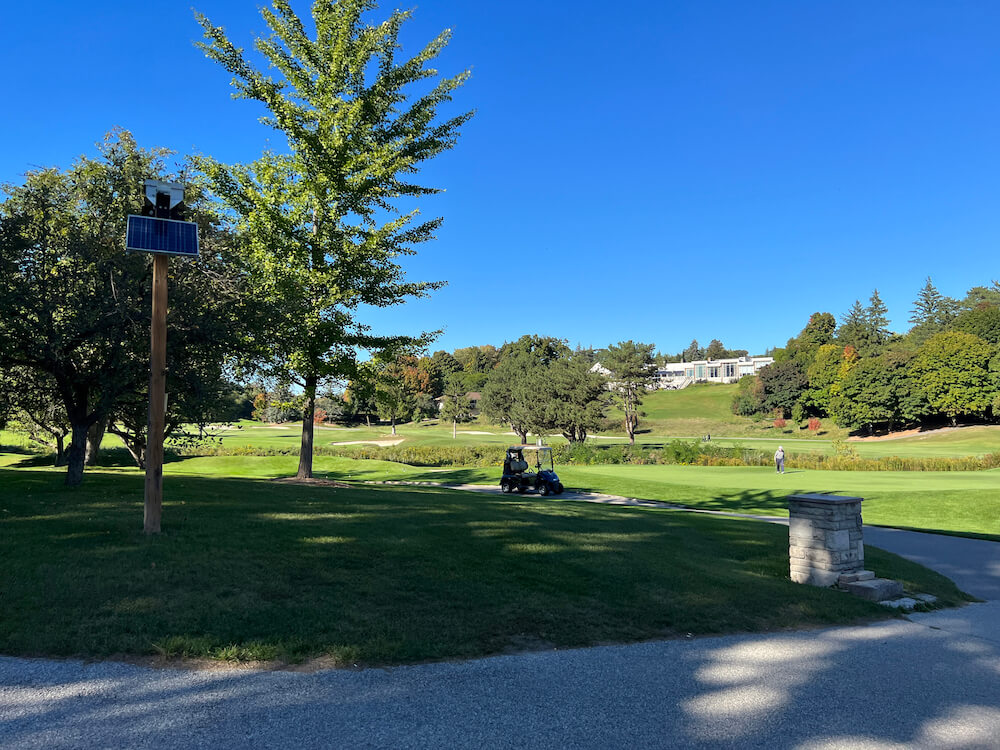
[3,382,997,664]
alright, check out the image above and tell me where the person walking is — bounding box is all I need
[774,445,785,474]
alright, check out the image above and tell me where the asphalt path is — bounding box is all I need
[2,490,999,749]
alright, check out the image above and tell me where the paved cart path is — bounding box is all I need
[3,488,1000,749]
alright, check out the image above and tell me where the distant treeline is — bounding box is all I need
[731,281,1000,434]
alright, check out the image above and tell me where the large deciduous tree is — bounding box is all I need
[910,332,997,425]
[602,341,655,445]
[0,131,243,485]
[195,0,471,479]
[757,360,807,418]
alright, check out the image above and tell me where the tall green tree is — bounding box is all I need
[829,351,925,433]
[373,358,415,435]
[682,339,703,362]
[952,305,1000,344]
[439,372,473,438]
[602,341,655,445]
[757,360,807,418]
[539,353,610,443]
[910,332,997,425]
[961,281,1000,310]
[705,339,726,360]
[481,336,568,443]
[908,277,957,345]
[196,0,471,479]
[837,300,867,353]
[802,344,843,416]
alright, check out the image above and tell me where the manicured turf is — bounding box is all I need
[0,462,971,665]
[520,464,1000,540]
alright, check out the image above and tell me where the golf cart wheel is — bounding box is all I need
[500,480,510,494]
[539,482,550,496]
[555,482,564,494]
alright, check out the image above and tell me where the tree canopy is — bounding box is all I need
[195,0,471,478]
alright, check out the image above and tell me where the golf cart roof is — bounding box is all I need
[508,445,552,452]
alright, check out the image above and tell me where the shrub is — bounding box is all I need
[808,417,821,432]
[773,417,786,429]
[172,437,1000,472]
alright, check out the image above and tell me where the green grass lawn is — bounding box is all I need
[345,460,1000,540]
[0,460,971,665]
[534,464,1000,541]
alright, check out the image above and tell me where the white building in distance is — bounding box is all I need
[654,356,774,389]
[591,355,774,391]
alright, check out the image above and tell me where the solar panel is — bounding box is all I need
[126,215,199,257]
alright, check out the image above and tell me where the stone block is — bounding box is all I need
[841,578,903,602]
[790,566,841,587]
[882,597,918,610]
[838,570,875,584]
[827,529,851,550]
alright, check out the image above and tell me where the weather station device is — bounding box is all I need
[126,180,199,534]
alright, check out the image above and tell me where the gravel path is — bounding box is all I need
[3,487,1000,748]
[2,608,999,750]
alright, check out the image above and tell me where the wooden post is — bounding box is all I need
[144,253,168,534]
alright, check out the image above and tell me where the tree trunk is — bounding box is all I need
[626,414,636,445]
[65,421,89,486]
[453,419,457,439]
[365,413,371,428]
[391,416,396,436]
[296,373,318,479]
[86,417,107,466]
[54,434,66,466]
[515,428,527,444]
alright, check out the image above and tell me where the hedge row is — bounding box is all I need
[192,439,1000,472]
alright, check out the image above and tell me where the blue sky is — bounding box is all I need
[3,1,999,356]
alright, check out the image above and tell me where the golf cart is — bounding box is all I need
[501,445,564,496]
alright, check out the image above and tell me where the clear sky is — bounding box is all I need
[3,1,999,356]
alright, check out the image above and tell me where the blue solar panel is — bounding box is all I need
[126,215,199,257]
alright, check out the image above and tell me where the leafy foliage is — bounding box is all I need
[0,131,245,483]
[602,341,656,445]
[195,0,470,477]
[910,332,997,424]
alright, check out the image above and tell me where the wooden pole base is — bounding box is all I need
[144,253,168,534]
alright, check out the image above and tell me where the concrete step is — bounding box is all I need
[838,570,876,585]
[841,577,904,602]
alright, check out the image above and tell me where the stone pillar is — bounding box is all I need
[788,493,864,586]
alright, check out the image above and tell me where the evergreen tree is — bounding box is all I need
[864,289,891,351]
[837,300,867,352]
[705,339,726,360]
[682,339,702,362]
[603,341,656,445]
[908,277,957,345]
